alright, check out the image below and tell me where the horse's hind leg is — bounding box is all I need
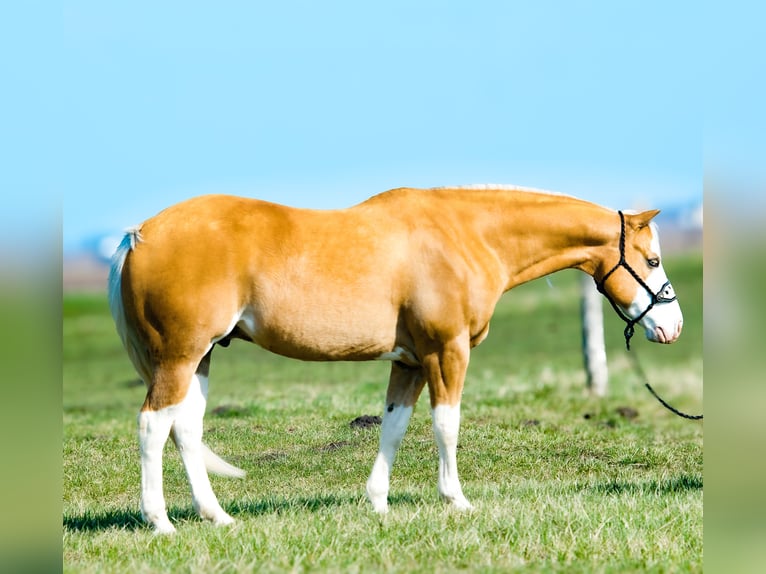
[170,350,234,526]
[138,352,232,533]
[366,362,426,513]
[137,361,198,534]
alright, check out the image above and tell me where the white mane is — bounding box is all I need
[431,183,574,198]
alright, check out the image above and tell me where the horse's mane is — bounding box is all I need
[431,183,573,198]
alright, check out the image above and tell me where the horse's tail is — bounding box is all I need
[108,226,153,385]
[109,227,246,479]
[202,443,246,478]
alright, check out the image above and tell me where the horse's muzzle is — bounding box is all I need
[648,321,683,344]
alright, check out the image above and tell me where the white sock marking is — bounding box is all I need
[366,404,413,513]
[172,373,234,525]
[432,404,473,510]
[138,372,234,533]
[138,407,176,534]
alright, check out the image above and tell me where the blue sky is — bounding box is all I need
[8,2,717,254]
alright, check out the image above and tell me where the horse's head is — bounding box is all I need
[594,210,683,347]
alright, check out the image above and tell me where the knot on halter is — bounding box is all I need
[594,211,677,350]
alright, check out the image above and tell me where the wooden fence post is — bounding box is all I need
[581,274,608,396]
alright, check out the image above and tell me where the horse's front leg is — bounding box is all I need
[366,362,426,513]
[423,334,473,511]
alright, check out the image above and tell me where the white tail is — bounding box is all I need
[108,227,153,384]
[202,443,246,478]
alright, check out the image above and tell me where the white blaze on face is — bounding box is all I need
[625,224,684,344]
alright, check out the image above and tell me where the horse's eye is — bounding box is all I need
[648,258,660,268]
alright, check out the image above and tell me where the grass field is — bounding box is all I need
[63,254,703,573]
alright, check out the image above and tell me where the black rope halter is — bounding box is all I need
[594,211,677,351]
[595,211,702,421]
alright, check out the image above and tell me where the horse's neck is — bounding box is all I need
[457,189,617,291]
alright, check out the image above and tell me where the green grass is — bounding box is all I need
[63,255,703,573]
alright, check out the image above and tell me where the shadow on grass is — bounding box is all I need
[63,507,197,532]
[226,492,357,517]
[228,490,420,516]
[63,492,421,533]
[589,474,703,495]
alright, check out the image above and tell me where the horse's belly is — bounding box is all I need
[236,304,397,362]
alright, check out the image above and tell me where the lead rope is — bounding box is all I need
[596,211,703,421]
[627,345,703,420]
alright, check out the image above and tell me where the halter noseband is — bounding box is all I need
[595,211,677,350]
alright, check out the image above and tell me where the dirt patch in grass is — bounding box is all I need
[349,415,381,429]
[317,440,352,453]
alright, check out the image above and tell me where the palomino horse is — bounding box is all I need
[108,185,682,533]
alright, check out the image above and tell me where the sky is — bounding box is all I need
[3,1,737,255]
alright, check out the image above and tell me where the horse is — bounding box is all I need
[108,185,682,534]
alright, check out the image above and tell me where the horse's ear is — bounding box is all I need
[629,209,660,230]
